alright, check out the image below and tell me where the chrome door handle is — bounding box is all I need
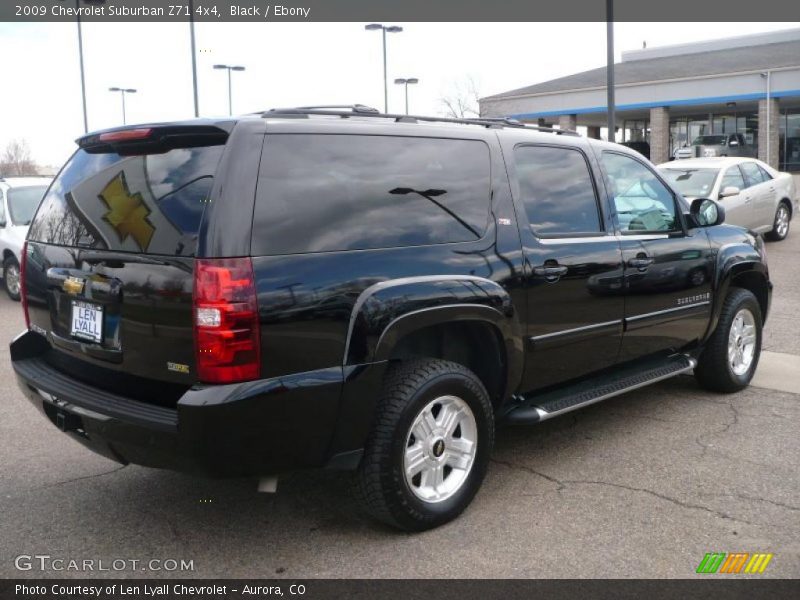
[627,257,654,269]
[533,265,568,278]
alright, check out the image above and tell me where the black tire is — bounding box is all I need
[3,256,21,301]
[354,359,494,531]
[765,201,791,241]
[695,288,762,393]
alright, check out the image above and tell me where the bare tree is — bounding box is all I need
[439,76,481,119]
[0,139,38,176]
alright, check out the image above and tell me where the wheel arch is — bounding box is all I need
[377,307,519,410]
[779,197,793,218]
[707,261,770,339]
[327,276,524,463]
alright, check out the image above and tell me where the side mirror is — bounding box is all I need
[719,186,740,198]
[690,198,725,227]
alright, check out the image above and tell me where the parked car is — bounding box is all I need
[0,176,51,300]
[673,133,757,160]
[11,108,772,531]
[658,157,797,241]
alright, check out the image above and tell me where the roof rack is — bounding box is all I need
[261,105,581,136]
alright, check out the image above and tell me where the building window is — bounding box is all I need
[780,109,800,172]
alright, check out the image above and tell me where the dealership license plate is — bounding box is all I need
[70,300,103,343]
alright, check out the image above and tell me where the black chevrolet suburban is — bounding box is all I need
[11,106,771,531]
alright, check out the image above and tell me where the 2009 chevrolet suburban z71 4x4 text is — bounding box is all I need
[11,105,772,531]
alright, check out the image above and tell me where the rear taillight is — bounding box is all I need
[193,258,261,384]
[20,241,30,330]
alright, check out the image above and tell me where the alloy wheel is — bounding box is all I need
[404,395,478,503]
[776,205,790,238]
[728,308,756,376]
[5,264,20,296]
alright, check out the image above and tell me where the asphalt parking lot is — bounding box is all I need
[0,232,798,580]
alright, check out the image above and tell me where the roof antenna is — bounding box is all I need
[643,41,647,49]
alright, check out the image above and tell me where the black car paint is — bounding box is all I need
[11,116,771,477]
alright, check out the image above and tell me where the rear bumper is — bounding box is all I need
[11,330,351,477]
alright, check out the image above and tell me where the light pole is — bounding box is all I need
[189,0,199,117]
[108,87,137,125]
[365,23,403,113]
[76,0,88,133]
[213,64,245,116]
[606,0,615,143]
[394,78,419,115]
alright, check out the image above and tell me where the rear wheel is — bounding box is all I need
[765,201,791,241]
[3,256,20,301]
[354,359,494,531]
[695,288,762,393]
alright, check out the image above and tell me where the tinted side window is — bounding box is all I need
[601,152,678,233]
[721,166,746,192]
[513,145,602,236]
[757,165,773,182]
[252,135,491,254]
[28,146,224,256]
[740,162,765,188]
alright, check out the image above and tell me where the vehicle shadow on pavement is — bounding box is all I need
[31,375,698,535]
[5,373,798,578]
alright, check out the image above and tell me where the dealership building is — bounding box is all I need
[480,28,800,170]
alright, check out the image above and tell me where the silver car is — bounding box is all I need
[674,134,757,160]
[658,157,798,240]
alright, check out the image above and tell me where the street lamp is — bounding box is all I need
[108,87,137,125]
[606,0,616,143]
[189,0,199,117]
[76,0,88,133]
[365,23,403,113]
[214,64,246,116]
[394,78,419,115]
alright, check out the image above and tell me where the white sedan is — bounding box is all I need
[657,157,798,241]
[0,176,52,300]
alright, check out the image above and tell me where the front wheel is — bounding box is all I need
[3,256,21,301]
[354,359,494,531]
[765,202,791,241]
[695,288,762,393]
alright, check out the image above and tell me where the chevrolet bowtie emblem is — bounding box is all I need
[99,171,155,251]
[62,276,84,296]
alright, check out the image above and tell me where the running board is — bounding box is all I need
[504,354,696,425]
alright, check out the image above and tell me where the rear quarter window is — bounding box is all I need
[251,134,491,255]
[28,146,224,256]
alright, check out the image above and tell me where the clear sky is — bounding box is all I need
[0,21,795,166]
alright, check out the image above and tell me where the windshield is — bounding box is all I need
[692,135,726,146]
[659,168,719,197]
[7,185,48,225]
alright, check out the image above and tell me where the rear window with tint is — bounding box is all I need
[252,134,491,255]
[28,146,224,256]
